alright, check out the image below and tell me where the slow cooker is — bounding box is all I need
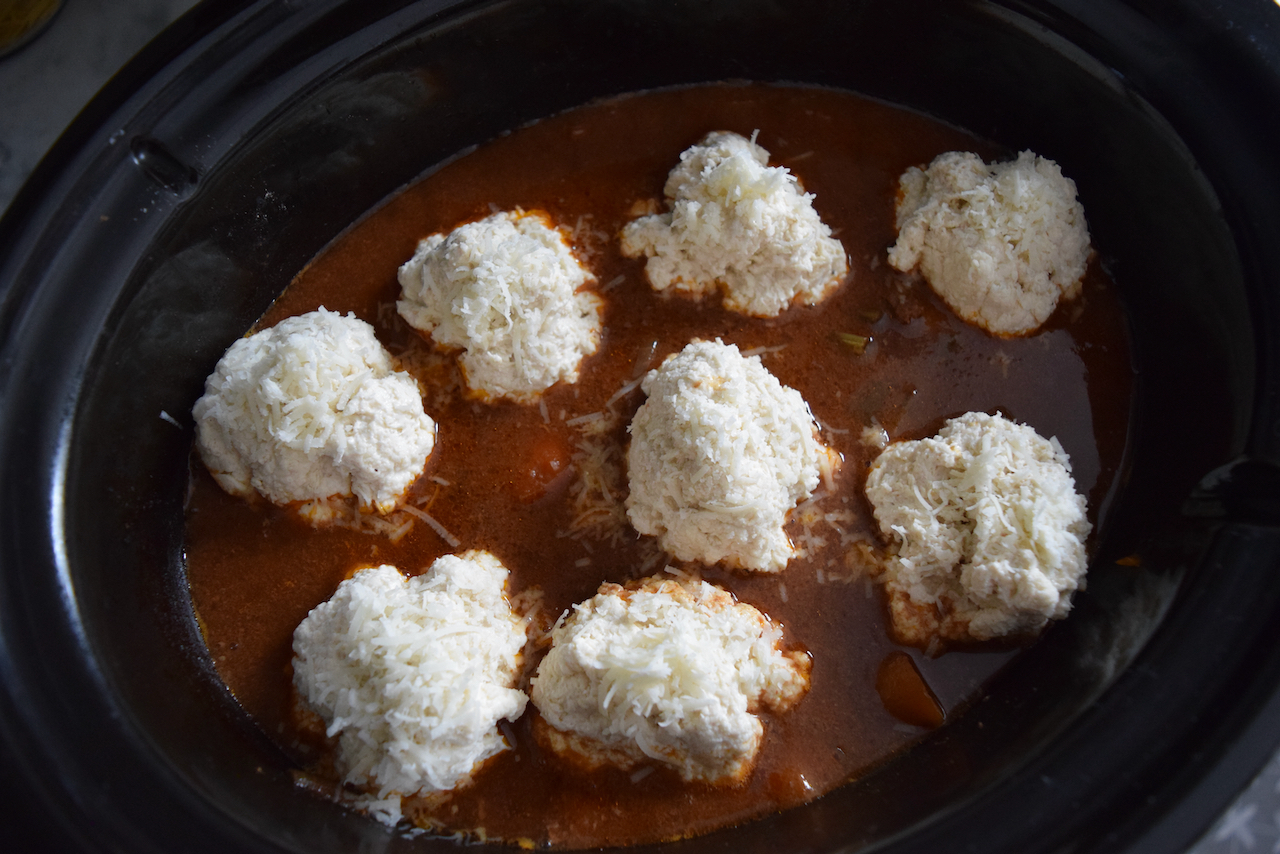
[2,1,1279,851]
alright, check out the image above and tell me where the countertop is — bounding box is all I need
[0,1,1276,852]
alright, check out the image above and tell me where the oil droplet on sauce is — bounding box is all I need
[766,768,815,809]
[876,651,945,729]
[511,432,573,503]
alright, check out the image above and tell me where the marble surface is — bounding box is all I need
[0,1,1273,852]
[0,0,197,213]
[1205,753,1280,854]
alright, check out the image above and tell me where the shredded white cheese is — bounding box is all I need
[292,555,529,815]
[626,339,838,572]
[192,308,436,514]
[396,210,603,402]
[864,411,1091,643]
[887,150,1091,336]
[621,131,847,317]
[530,576,810,783]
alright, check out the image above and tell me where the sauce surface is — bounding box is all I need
[184,83,1132,848]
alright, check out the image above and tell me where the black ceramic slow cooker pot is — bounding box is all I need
[2,1,1279,852]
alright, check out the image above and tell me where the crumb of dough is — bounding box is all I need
[626,339,838,573]
[193,308,436,513]
[887,150,1091,336]
[864,411,1091,644]
[396,209,603,403]
[620,131,847,317]
[292,555,529,819]
[529,575,810,783]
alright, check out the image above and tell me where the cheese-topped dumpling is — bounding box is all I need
[865,411,1091,645]
[193,308,436,514]
[626,339,838,573]
[292,554,528,823]
[621,131,847,317]
[397,210,603,402]
[887,150,1091,336]
[530,575,810,783]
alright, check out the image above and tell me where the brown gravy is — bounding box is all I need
[183,83,1132,848]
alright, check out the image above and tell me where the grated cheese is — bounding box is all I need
[399,504,461,548]
[297,498,415,542]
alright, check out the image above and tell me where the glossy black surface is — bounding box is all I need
[1,1,1279,852]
